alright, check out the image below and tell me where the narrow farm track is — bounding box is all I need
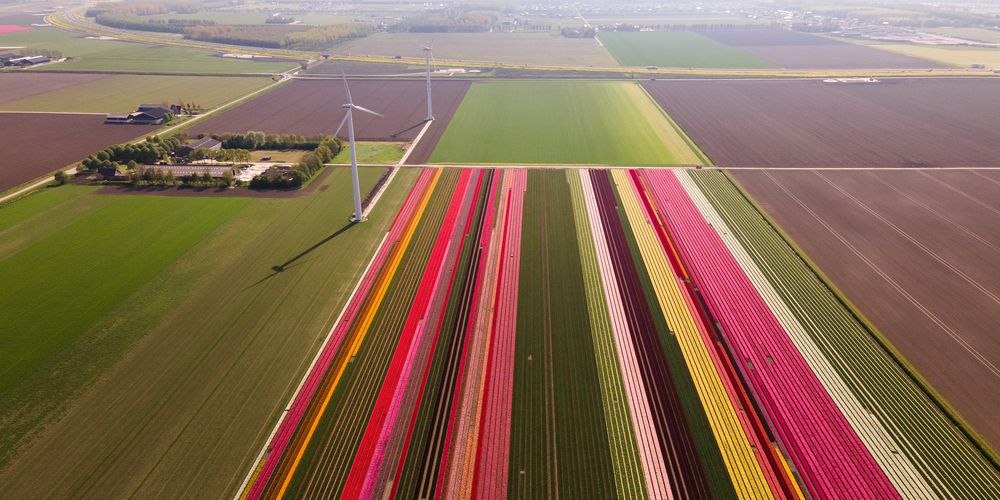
[642,170,898,499]
[589,170,713,498]
[691,170,1000,498]
[610,169,779,499]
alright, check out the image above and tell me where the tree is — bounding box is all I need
[314,144,334,164]
[165,170,176,186]
[53,170,70,185]
[223,169,235,187]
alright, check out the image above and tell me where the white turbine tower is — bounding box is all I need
[334,75,383,223]
[424,44,434,122]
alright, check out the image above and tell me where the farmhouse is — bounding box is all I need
[104,104,174,125]
[98,165,128,180]
[5,55,50,67]
[175,137,222,157]
[0,54,15,65]
[147,164,240,179]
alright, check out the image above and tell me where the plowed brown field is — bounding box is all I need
[644,78,1000,168]
[189,79,470,143]
[732,168,1000,450]
[703,30,939,69]
[0,113,155,192]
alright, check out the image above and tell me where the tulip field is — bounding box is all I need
[239,167,999,499]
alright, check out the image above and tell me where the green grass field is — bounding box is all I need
[0,166,418,498]
[0,75,272,113]
[928,27,1000,43]
[429,81,705,166]
[143,10,354,26]
[597,31,774,68]
[0,27,297,73]
[331,142,405,164]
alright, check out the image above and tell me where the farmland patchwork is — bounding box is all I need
[237,167,1000,499]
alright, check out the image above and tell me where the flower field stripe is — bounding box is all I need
[509,170,615,498]
[674,170,936,498]
[691,170,1000,498]
[642,170,897,499]
[244,168,437,500]
[567,170,649,499]
[432,171,502,499]
[295,170,465,497]
[271,168,444,499]
[441,169,505,499]
[402,170,492,498]
[579,169,670,499]
[610,169,776,499]
[339,169,476,498]
[386,193,481,499]
[473,170,526,499]
[629,170,799,500]
[588,170,711,498]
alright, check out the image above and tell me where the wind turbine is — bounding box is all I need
[423,43,434,122]
[334,75,383,223]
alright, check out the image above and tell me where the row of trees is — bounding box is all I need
[204,131,343,154]
[248,141,339,189]
[184,23,367,50]
[95,13,215,34]
[78,135,182,173]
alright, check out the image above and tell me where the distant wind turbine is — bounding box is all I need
[424,42,434,122]
[334,74,383,223]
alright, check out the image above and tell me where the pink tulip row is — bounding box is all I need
[342,170,478,498]
[244,169,438,500]
[641,170,898,499]
[472,169,527,499]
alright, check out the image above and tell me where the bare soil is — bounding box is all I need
[0,113,155,192]
[189,79,470,143]
[644,78,1000,168]
[703,30,939,69]
[732,168,1000,449]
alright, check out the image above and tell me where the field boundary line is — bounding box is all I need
[636,83,714,166]
[362,120,432,219]
[721,170,1000,469]
[233,231,392,499]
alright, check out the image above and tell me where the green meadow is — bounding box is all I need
[598,31,774,68]
[429,81,705,166]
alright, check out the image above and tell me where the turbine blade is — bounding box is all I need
[352,104,384,117]
[334,111,349,138]
[341,71,353,105]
